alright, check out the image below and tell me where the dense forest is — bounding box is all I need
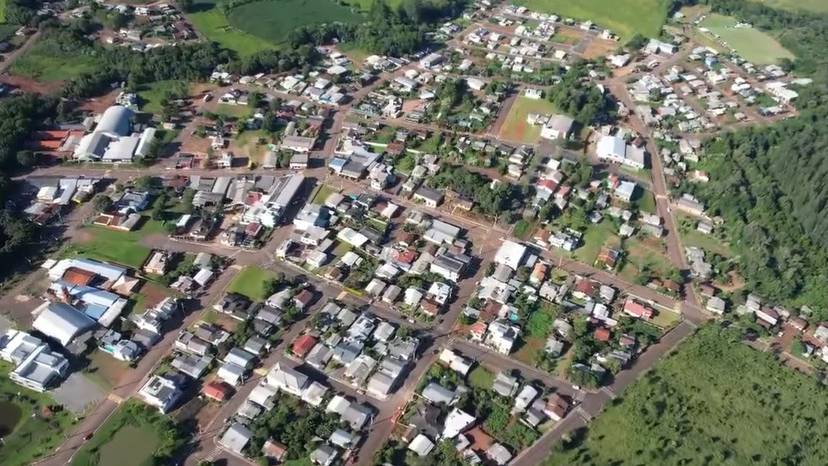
[673,0,828,313]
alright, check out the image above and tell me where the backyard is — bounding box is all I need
[498,95,557,144]
[699,13,794,64]
[0,363,76,466]
[70,401,184,466]
[227,265,278,301]
[546,324,828,466]
[516,0,668,41]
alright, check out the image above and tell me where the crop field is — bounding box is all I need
[753,0,828,14]
[187,0,275,56]
[699,14,794,64]
[227,0,362,44]
[516,0,667,41]
[498,95,557,144]
[545,324,828,466]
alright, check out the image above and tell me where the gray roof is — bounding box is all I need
[96,105,133,136]
[422,382,456,404]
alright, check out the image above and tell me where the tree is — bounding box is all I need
[16,150,37,168]
[134,175,158,192]
[92,194,113,213]
[178,0,194,12]
[626,33,648,50]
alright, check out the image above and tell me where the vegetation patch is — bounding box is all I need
[752,0,828,14]
[515,0,667,41]
[71,401,184,466]
[10,36,100,82]
[227,265,279,301]
[63,219,165,269]
[186,0,275,56]
[698,13,794,64]
[546,324,828,465]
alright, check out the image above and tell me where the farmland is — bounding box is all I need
[546,324,828,466]
[515,0,667,41]
[186,0,275,56]
[699,14,794,64]
[498,95,557,144]
[753,0,828,14]
[227,0,362,44]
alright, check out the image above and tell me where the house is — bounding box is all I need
[623,299,654,320]
[706,296,726,315]
[266,362,308,396]
[203,380,234,402]
[262,439,288,462]
[596,135,646,170]
[423,382,457,404]
[311,444,338,466]
[544,393,570,421]
[413,186,444,208]
[31,301,96,347]
[219,423,252,455]
[443,407,476,438]
[138,374,183,413]
[492,371,518,397]
[486,443,513,465]
[756,307,779,327]
[409,434,436,457]
[292,334,318,359]
[0,329,70,392]
[494,240,527,271]
[143,250,169,275]
[438,348,473,376]
[540,115,575,140]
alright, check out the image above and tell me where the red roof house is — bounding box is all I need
[623,299,654,320]
[203,381,234,402]
[292,334,318,359]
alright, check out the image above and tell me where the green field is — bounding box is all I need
[187,0,275,56]
[498,95,557,144]
[546,324,828,466]
[10,37,100,82]
[227,265,278,301]
[752,0,828,14]
[63,219,165,269]
[516,0,667,41]
[71,402,180,466]
[227,0,362,44]
[699,14,794,64]
[0,0,6,23]
[137,80,189,114]
[0,364,75,466]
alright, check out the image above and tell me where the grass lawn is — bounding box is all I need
[227,0,363,44]
[513,336,545,366]
[513,219,535,240]
[84,351,130,391]
[649,309,681,329]
[137,80,189,114]
[516,0,668,41]
[677,214,732,258]
[546,324,828,465]
[338,41,372,64]
[70,401,179,466]
[227,265,278,301]
[311,184,337,205]
[11,37,100,82]
[572,220,617,265]
[699,14,794,64]
[0,23,17,42]
[632,188,657,214]
[63,219,166,269]
[213,103,253,119]
[187,0,275,56]
[0,0,6,22]
[0,363,75,466]
[498,95,557,144]
[618,236,673,282]
[753,0,828,14]
[468,366,495,390]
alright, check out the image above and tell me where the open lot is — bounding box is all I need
[10,37,99,82]
[137,80,189,114]
[545,324,828,465]
[227,265,278,301]
[498,95,557,144]
[62,219,165,269]
[0,363,75,466]
[516,0,667,41]
[699,14,794,64]
[227,0,362,44]
[70,401,178,466]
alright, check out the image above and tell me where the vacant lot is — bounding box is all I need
[71,401,180,466]
[227,265,278,301]
[187,0,275,56]
[517,0,667,41]
[227,0,362,44]
[11,37,99,82]
[0,363,75,466]
[137,80,189,114]
[699,14,794,64]
[546,324,828,466]
[498,95,557,144]
[63,219,165,269]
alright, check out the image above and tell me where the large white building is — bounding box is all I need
[32,301,96,347]
[0,329,69,392]
[596,135,646,170]
[74,105,156,163]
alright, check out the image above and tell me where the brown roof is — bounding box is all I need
[203,381,233,401]
[262,439,287,460]
[62,267,97,286]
